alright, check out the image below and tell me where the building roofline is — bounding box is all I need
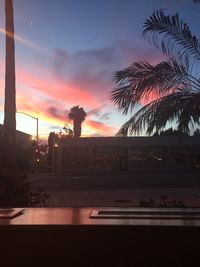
[0,124,32,137]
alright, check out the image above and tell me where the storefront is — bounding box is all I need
[54,136,200,173]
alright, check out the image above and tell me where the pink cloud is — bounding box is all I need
[86,119,117,136]
[16,68,99,108]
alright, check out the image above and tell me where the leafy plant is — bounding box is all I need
[139,194,186,208]
[0,169,50,207]
[29,186,50,207]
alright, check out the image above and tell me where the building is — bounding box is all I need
[54,136,200,173]
[0,124,33,169]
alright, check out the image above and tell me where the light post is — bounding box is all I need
[16,110,39,146]
[52,143,58,173]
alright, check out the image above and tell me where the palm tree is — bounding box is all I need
[110,9,200,136]
[68,106,86,137]
[3,0,16,168]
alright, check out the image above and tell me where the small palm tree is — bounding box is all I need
[68,106,86,137]
[110,9,200,136]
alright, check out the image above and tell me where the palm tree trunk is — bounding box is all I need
[74,121,81,137]
[3,0,16,169]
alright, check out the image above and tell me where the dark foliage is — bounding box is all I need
[0,170,50,207]
[193,129,200,136]
[63,124,74,137]
[139,194,186,208]
[153,127,189,136]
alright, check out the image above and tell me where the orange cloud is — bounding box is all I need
[16,67,99,108]
[86,120,117,136]
[17,92,65,124]
[16,88,116,138]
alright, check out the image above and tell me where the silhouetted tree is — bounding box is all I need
[3,0,16,169]
[153,128,188,136]
[110,10,200,136]
[193,129,200,136]
[63,124,74,137]
[68,106,86,137]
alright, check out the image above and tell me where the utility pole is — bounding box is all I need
[3,0,16,169]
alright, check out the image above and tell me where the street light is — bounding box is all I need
[16,110,39,146]
[52,143,58,173]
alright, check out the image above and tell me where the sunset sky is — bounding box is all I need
[0,0,199,139]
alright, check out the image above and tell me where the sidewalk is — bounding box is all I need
[47,188,200,207]
[28,171,200,207]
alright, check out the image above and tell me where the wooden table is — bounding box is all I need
[1,207,200,266]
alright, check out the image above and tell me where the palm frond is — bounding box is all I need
[136,58,188,94]
[143,9,200,66]
[117,91,200,136]
[177,93,200,132]
[110,58,190,115]
[68,105,87,121]
[109,85,138,115]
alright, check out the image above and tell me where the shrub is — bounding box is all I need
[0,169,50,207]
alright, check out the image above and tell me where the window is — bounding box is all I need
[0,0,200,209]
